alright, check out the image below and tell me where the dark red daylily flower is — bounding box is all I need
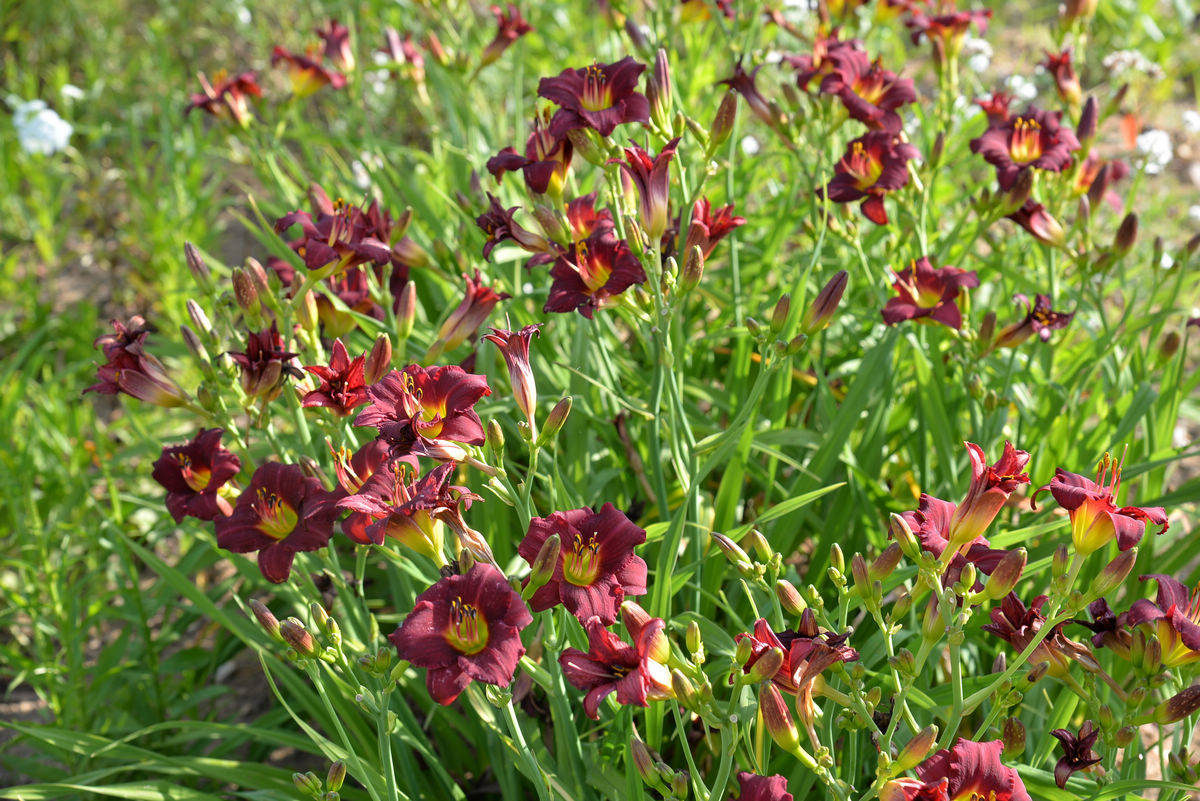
[1006,200,1067,248]
[897,493,1009,587]
[718,61,779,130]
[736,613,859,701]
[538,56,650,137]
[683,197,746,258]
[970,106,1081,190]
[337,461,476,557]
[565,192,616,242]
[982,593,1096,677]
[354,365,491,460]
[992,294,1074,349]
[331,438,394,496]
[824,131,919,225]
[1042,49,1082,108]
[679,0,735,21]
[482,324,540,423]
[427,270,510,358]
[544,230,647,319]
[947,441,1031,549]
[315,19,354,72]
[486,109,573,195]
[227,321,303,402]
[152,428,241,522]
[976,92,1013,123]
[1031,456,1169,555]
[518,503,647,625]
[476,193,552,261]
[389,562,532,705]
[1075,154,1130,210]
[84,316,189,407]
[271,46,346,97]
[1075,597,1128,652]
[906,7,992,66]
[302,339,368,416]
[784,30,864,91]
[615,137,679,241]
[275,186,400,275]
[1125,574,1200,667]
[185,70,262,127]
[480,4,532,67]
[214,462,339,583]
[737,772,794,801]
[881,257,979,330]
[882,739,1031,801]
[1050,722,1102,788]
[820,51,916,135]
[559,606,673,719]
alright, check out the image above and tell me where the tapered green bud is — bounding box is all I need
[983,548,1027,600]
[280,617,317,657]
[536,396,571,446]
[760,683,801,755]
[1002,717,1026,759]
[870,543,903,582]
[776,579,807,615]
[1088,548,1136,599]
[525,534,561,598]
[895,725,939,771]
[746,647,784,684]
[326,762,346,792]
[249,599,281,640]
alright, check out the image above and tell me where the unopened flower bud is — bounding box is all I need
[180,324,209,363]
[249,599,281,640]
[294,771,322,795]
[870,543,902,582]
[309,601,330,632]
[746,647,785,684]
[525,533,560,596]
[851,553,870,596]
[978,311,997,353]
[1159,331,1181,361]
[232,268,260,316]
[296,290,319,332]
[365,335,392,384]
[1112,725,1135,747]
[1113,213,1138,255]
[648,49,673,132]
[710,91,738,152]
[745,317,763,339]
[1142,636,1162,674]
[1002,169,1034,214]
[396,282,417,340]
[1025,661,1050,685]
[895,725,939,771]
[760,683,802,755]
[186,299,213,337]
[770,294,791,334]
[1002,717,1026,759]
[802,271,848,335]
[889,513,921,561]
[1152,236,1164,268]
[830,543,845,575]
[921,596,943,642]
[890,648,916,675]
[1052,545,1070,578]
[631,738,660,786]
[326,761,346,792]
[679,245,705,294]
[983,548,1027,601]
[892,592,912,620]
[1089,547,1136,598]
[776,579,807,616]
[1098,705,1116,732]
[713,532,753,568]
[734,635,754,667]
[1128,685,1148,708]
[184,242,211,284]
[1076,96,1098,144]
[744,530,772,562]
[671,669,698,705]
[567,128,607,167]
[280,617,317,657]
[670,771,689,797]
[536,396,571,446]
[1155,685,1200,724]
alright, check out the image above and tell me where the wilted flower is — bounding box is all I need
[476,194,553,261]
[1006,200,1066,248]
[486,110,573,195]
[544,231,646,318]
[718,61,779,131]
[389,562,532,705]
[559,609,673,719]
[480,4,532,67]
[185,71,262,127]
[1041,49,1082,108]
[275,186,400,275]
[824,131,919,225]
[1050,722,1102,788]
[228,322,303,402]
[538,56,650,137]
[1125,574,1200,667]
[152,428,241,522]
[882,739,1031,801]
[683,197,746,258]
[1032,456,1169,555]
[84,316,189,407]
[271,46,347,97]
[315,19,354,72]
[970,106,1080,189]
[302,339,368,416]
[982,593,1095,677]
[354,365,491,460]
[737,772,794,801]
[881,257,980,330]
[482,324,540,424]
[427,270,510,358]
[215,462,339,583]
[991,294,1074,349]
[948,441,1031,550]
[614,137,679,242]
[518,503,648,624]
[819,51,916,134]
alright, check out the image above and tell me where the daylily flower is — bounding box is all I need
[518,503,648,624]
[898,494,1010,586]
[1006,200,1067,248]
[482,324,540,424]
[947,441,1031,550]
[331,438,394,496]
[991,294,1074,349]
[1075,154,1130,210]
[214,462,339,583]
[1031,456,1169,555]
[882,739,1032,801]
[824,131,919,225]
[881,257,979,330]
[486,109,573,195]
[970,106,1081,189]
[1042,49,1082,108]
[427,270,510,358]
[275,186,397,275]
[480,4,532,67]
[1050,722,1102,788]
[389,562,532,705]
[1075,597,1127,651]
[476,194,553,261]
[737,772,794,801]
[718,61,779,130]
[271,46,346,97]
[228,321,303,402]
[544,230,646,318]
[84,316,189,407]
[302,339,368,416]
[683,197,746,258]
[784,30,864,91]
[982,593,1096,677]
[614,137,679,242]
[820,51,916,134]
[315,19,354,72]
[152,428,241,522]
[337,461,476,558]
[564,192,616,242]
[1125,574,1200,667]
[906,6,992,67]
[185,70,261,127]
[354,365,491,459]
[538,56,650,137]
[559,608,673,719]
[976,92,1013,123]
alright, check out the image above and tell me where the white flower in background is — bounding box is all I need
[1160,253,1175,269]
[1188,204,1200,223]
[1136,128,1173,175]
[60,84,85,101]
[741,135,761,156]
[232,1,251,25]
[1101,50,1164,80]
[1183,109,1200,134]
[963,37,992,74]
[1004,74,1037,102]
[10,98,73,155]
